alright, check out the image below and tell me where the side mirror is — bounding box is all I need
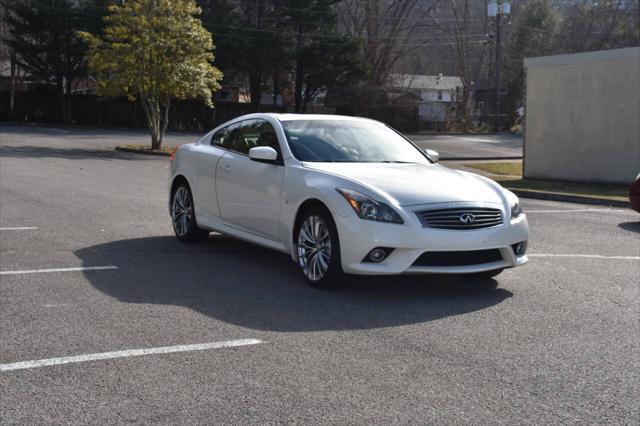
[425,149,439,163]
[249,146,279,163]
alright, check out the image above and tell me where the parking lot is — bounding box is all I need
[1,125,638,424]
[409,133,522,160]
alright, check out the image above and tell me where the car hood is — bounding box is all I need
[302,162,505,206]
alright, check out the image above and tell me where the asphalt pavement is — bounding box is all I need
[0,125,638,424]
[408,133,523,160]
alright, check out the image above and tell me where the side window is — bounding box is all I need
[230,119,259,154]
[211,119,280,159]
[243,119,281,158]
[211,125,228,148]
[211,122,240,150]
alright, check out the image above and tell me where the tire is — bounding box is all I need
[171,182,209,243]
[469,268,504,279]
[295,206,345,289]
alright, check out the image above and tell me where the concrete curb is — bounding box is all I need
[510,189,628,207]
[115,146,171,157]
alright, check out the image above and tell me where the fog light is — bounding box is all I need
[364,247,394,263]
[512,241,528,256]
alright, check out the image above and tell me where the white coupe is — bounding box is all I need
[169,113,529,288]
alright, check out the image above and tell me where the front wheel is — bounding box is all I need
[295,207,345,289]
[171,183,209,243]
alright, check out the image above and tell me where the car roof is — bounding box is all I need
[260,113,376,123]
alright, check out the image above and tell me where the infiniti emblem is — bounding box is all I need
[459,213,475,224]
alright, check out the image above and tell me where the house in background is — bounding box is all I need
[387,73,462,129]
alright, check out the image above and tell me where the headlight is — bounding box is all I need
[511,202,523,219]
[336,188,403,224]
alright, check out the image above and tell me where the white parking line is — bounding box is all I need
[0,227,38,231]
[0,266,118,275]
[444,136,503,143]
[0,339,263,372]
[529,254,639,260]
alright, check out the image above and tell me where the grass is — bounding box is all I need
[462,161,522,176]
[463,161,628,201]
[117,144,177,154]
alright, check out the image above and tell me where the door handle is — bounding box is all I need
[220,163,231,172]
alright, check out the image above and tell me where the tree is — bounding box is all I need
[504,0,558,114]
[297,33,367,112]
[200,0,292,112]
[200,0,366,112]
[553,0,639,53]
[2,0,103,122]
[79,0,222,150]
[336,0,436,86]
[425,0,491,129]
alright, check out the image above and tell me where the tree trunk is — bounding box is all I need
[158,99,171,149]
[294,25,304,113]
[64,14,72,124]
[55,75,64,124]
[249,73,262,113]
[64,75,71,124]
[140,95,162,150]
[272,69,280,108]
[302,87,313,113]
[9,53,16,120]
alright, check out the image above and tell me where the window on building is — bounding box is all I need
[437,90,443,101]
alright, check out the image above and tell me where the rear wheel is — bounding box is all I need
[171,183,209,243]
[295,207,345,289]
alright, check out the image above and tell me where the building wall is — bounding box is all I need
[418,102,448,121]
[418,88,455,103]
[524,47,640,184]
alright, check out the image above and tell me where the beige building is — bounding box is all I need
[524,47,640,184]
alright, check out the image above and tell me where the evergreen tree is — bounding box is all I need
[3,0,104,122]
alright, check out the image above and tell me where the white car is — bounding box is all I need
[169,113,529,288]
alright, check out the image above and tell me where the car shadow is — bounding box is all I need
[74,235,513,332]
[618,221,640,233]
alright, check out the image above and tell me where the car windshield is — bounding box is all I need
[281,119,430,164]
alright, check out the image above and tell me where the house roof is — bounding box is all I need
[388,74,463,91]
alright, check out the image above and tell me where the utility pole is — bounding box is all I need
[488,0,510,133]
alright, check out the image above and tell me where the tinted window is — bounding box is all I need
[241,119,280,155]
[211,119,280,158]
[281,119,429,164]
[211,124,231,148]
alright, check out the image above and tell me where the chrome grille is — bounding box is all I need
[417,207,503,230]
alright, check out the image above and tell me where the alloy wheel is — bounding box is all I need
[172,186,193,237]
[297,215,332,282]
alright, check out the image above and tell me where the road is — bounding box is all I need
[408,133,523,160]
[1,125,638,424]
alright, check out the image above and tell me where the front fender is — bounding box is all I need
[281,165,378,258]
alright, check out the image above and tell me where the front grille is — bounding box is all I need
[417,207,503,230]
[413,249,503,267]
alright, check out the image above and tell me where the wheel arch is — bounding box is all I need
[169,175,191,215]
[291,198,335,258]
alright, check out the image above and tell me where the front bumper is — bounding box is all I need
[333,207,529,275]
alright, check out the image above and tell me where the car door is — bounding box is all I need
[216,119,285,241]
[190,124,233,220]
